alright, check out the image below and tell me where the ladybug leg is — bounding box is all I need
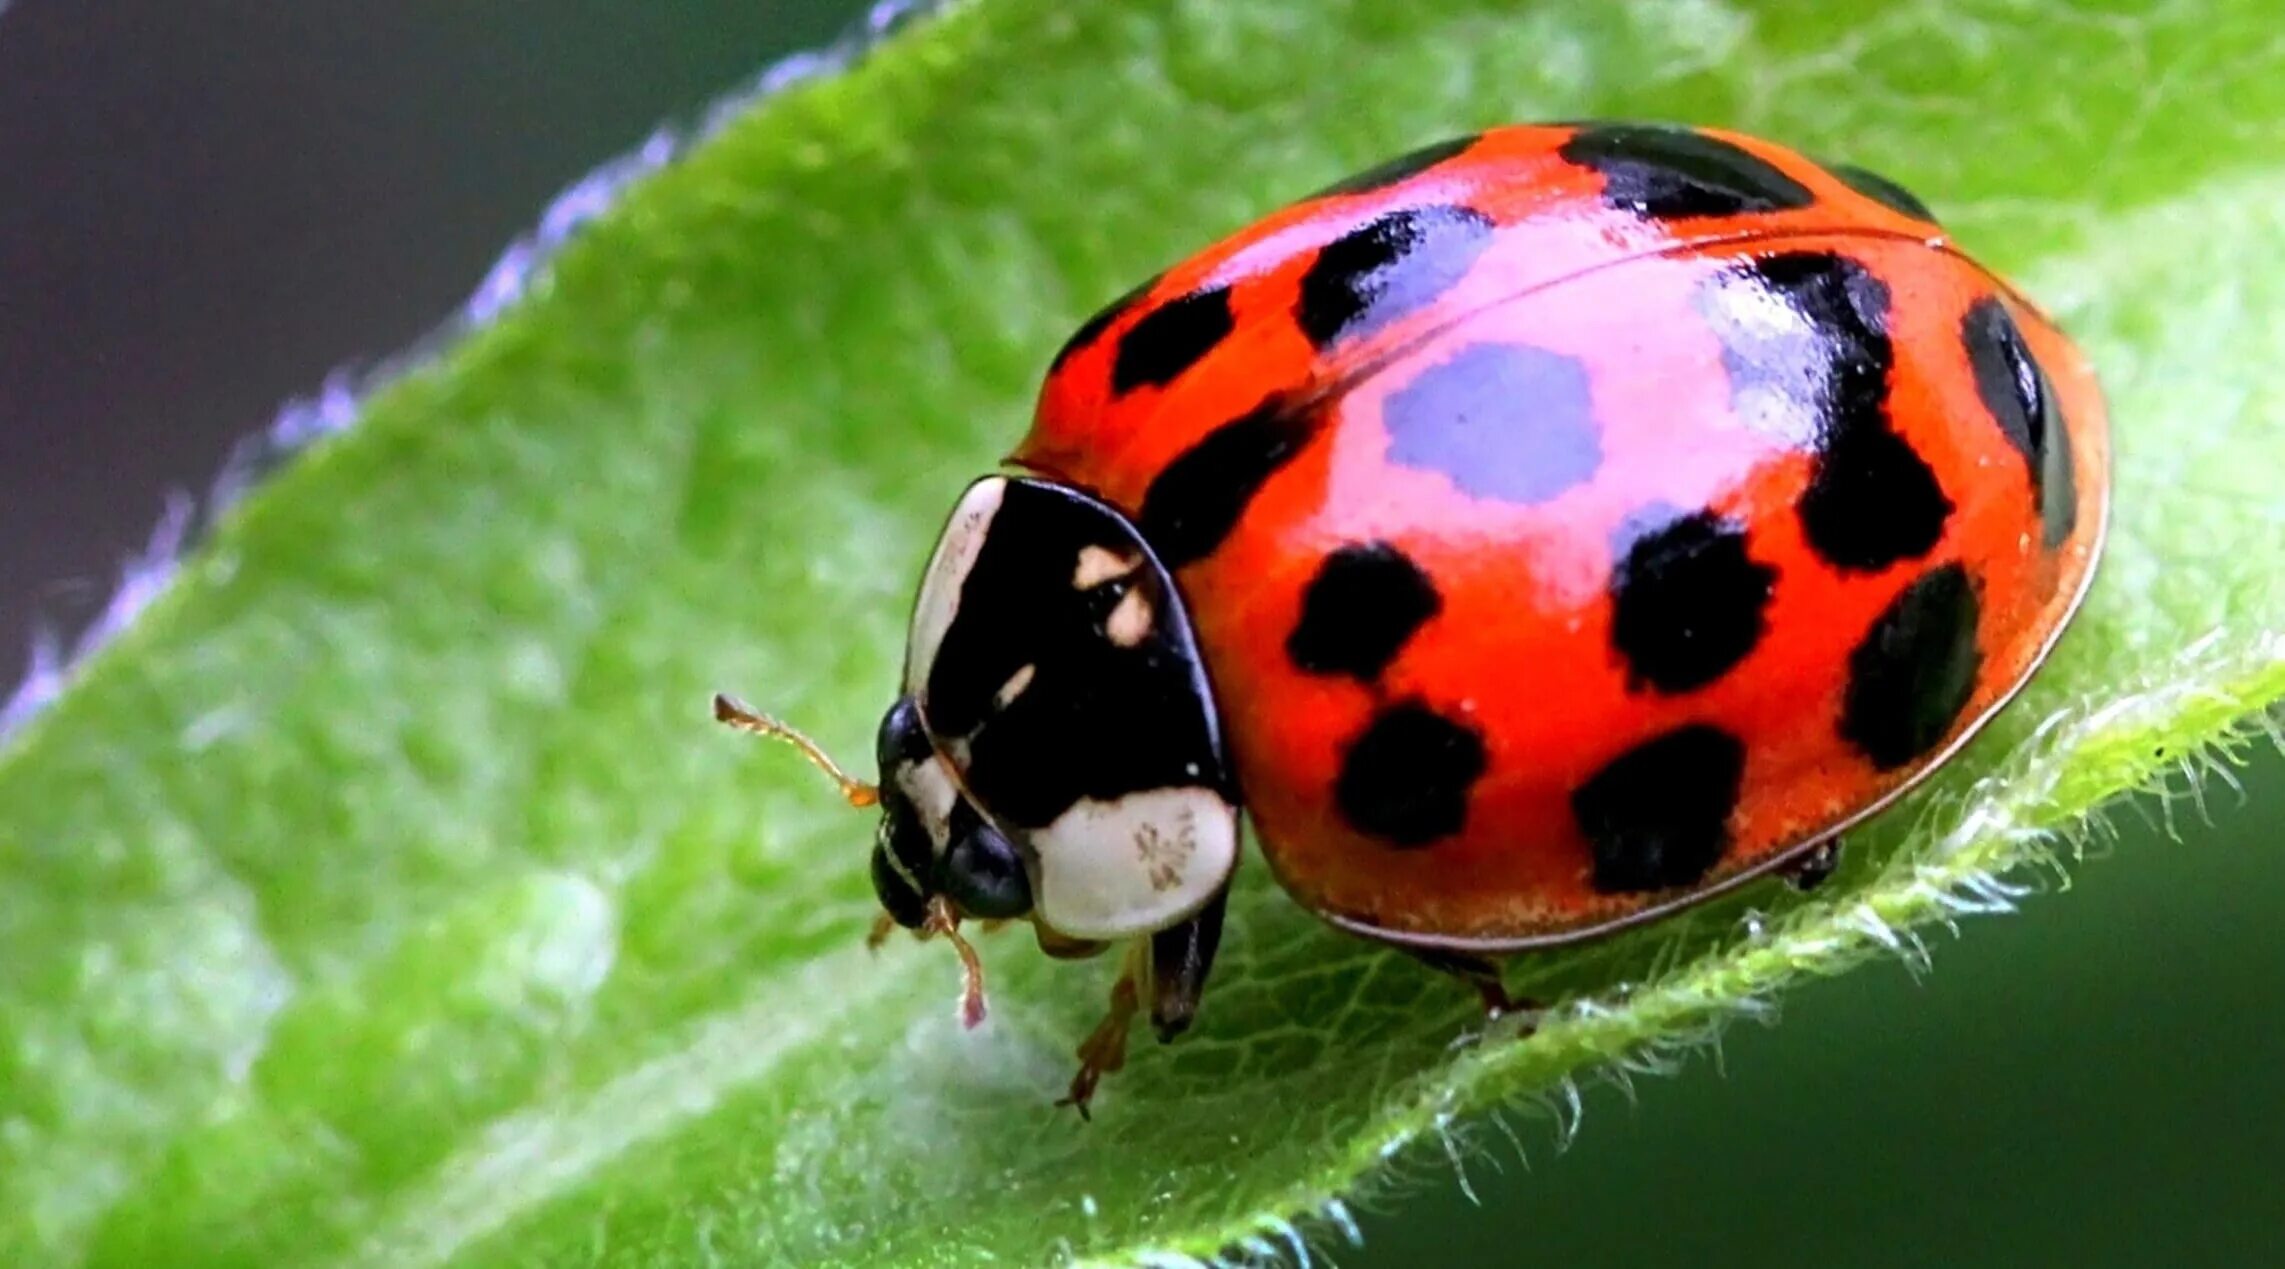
[1144,881,1230,1043]
[1781,837,1844,893]
[1032,921,1111,961]
[1053,884,1229,1119]
[1403,946,1539,1023]
[1058,941,1147,1120]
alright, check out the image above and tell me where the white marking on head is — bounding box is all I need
[905,477,1007,694]
[891,749,962,857]
[993,663,1036,711]
[1105,588,1154,648]
[1072,544,1139,590]
[1027,788,1238,940]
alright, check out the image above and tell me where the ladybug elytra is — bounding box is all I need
[717,121,2109,1113]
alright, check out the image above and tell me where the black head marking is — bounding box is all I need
[1310,134,1481,199]
[1703,251,1953,572]
[1112,285,1236,396]
[1558,124,1814,220]
[920,479,1231,827]
[1335,701,1487,847]
[1828,161,1940,223]
[1380,341,1602,505]
[1050,273,1161,374]
[1138,395,1323,568]
[1840,561,1983,771]
[1286,541,1443,681]
[1609,508,1777,694]
[1295,204,1495,349]
[1571,723,1746,894]
[1962,297,2077,549]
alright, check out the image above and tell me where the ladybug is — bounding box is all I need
[717,121,2108,1113]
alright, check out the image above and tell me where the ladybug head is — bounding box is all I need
[710,690,1018,1028]
[708,473,1241,1033]
[868,695,1036,931]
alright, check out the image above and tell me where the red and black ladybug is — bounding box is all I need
[717,121,2109,1113]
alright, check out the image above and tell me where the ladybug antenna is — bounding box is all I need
[712,692,880,809]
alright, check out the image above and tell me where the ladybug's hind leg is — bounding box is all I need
[1780,837,1844,893]
[1403,946,1540,1025]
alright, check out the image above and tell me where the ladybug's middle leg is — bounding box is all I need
[1402,946,1540,1024]
[1142,881,1229,1043]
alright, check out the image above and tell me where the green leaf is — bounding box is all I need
[3,0,2280,1265]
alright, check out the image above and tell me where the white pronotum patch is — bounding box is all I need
[1071,544,1138,590]
[1104,588,1154,648]
[1028,788,1238,940]
[992,662,1037,711]
[904,477,1006,694]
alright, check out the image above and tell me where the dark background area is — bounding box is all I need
[3,3,2278,1265]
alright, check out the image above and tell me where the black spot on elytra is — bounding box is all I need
[1287,542,1443,681]
[1559,123,1815,220]
[1311,134,1481,198]
[1335,701,1487,847]
[1702,251,1953,572]
[1049,274,1159,374]
[1840,561,1983,771]
[1295,205,1495,349]
[1138,396,1322,568]
[1112,286,1236,396]
[1609,509,1777,694]
[1571,724,1747,894]
[924,480,1231,826]
[1963,296,2077,548]
[1828,161,1940,224]
[1381,342,1602,504]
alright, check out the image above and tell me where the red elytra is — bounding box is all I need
[1017,121,2106,949]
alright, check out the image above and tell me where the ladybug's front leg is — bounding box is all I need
[1057,882,1230,1118]
[1058,942,1144,1120]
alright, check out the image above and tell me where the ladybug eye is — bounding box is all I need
[939,815,1034,920]
[869,840,929,930]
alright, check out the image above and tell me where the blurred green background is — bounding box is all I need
[2,3,2277,1265]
